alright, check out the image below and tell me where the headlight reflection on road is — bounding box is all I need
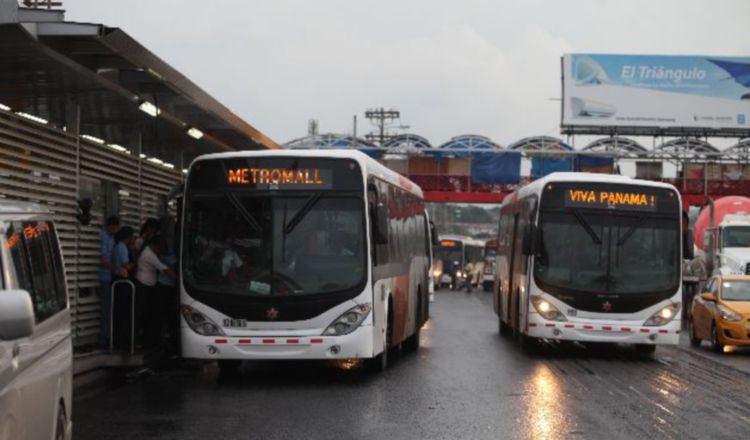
[525,365,572,440]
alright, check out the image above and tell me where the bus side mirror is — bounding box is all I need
[429,220,439,246]
[683,229,694,260]
[521,224,538,256]
[373,204,389,245]
[0,290,35,340]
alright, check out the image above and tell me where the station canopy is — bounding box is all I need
[0,5,277,165]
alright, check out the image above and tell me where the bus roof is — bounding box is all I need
[190,149,423,198]
[505,172,679,204]
[0,200,50,216]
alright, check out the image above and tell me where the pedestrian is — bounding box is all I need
[134,217,160,255]
[112,226,136,279]
[156,246,179,354]
[135,234,176,348]
[99,215,121,347]
[110,226,137,349]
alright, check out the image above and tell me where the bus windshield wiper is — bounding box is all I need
[284,192,322,235]
[572,209,601,245]
[617,215,647,246]
[226,193,262,232]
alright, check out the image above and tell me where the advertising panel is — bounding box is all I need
[562,54,750,133]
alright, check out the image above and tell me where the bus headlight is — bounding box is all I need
[530,295,567,321]
[181,304,225,336]
[717,304,742,322]
[323,303,371,336]
[643,303,680,326]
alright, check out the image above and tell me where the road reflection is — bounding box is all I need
[523,364,572,440]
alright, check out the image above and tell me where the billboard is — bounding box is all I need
[562,54,750,134]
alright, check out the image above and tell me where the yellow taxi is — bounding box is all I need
[689,275,750,353]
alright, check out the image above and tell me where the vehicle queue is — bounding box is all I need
[3,151,750,439]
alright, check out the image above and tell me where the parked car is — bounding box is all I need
[689,274,750,353]
[0,201,72,439]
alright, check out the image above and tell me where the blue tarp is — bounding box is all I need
[470,151,521,184]
[531,157,573,178]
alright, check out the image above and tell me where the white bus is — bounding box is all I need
[433,234,484,289]
[180,150,432,371]
[494,173,685,353]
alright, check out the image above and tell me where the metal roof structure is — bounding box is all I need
[507,136,572,151]
[0,1,276,165]
[438,134,502,150]
[383,133,433,150]
[583,136,648,157]
[284,133,377,150]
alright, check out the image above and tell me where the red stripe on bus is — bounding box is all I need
[602,326,612,331]
[564,324,574,329]
[238,339,252,344]
[528,323,537,327]
[545,323,555,328]
[262,339,275,344]
[286,339,300,344]
[584,325,593,330]
[640,329,650,333]
[621,328,631,332]
[214,339,227,344]
[658,330,669,334]
[310,338,323,344]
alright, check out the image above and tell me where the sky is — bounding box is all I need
[67,0,750,147]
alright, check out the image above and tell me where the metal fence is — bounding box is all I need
[0,109,182,346]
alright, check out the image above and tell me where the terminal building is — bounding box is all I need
[0,0,276,350]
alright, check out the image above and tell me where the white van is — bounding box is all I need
[0,201,72,440]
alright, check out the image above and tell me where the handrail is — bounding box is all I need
[110,279,136,355]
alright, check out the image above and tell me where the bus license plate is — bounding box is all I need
[224,319,247,328]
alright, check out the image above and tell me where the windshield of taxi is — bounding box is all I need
[720,280,750,301]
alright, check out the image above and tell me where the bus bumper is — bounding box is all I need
[525,319,680,345]
[181,325,375,360]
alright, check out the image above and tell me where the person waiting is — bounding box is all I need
[99,215,122,347]
[135,235,176,348]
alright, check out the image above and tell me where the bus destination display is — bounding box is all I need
[564,188,657,211]
[227,167,333,190]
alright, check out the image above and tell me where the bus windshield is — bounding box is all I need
[535,211,679,295]
[183,194,365,297]
[436,246,463,268]
[534,182,681,297]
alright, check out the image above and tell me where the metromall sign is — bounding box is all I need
[562,54,750,133]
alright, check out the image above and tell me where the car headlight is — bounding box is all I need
[433,270,442,278]
[530,295,567,321]
[456,271,463,278]
[323,303,371,336]
[717,304,742,322]
[181,304,225,336]
[643,303,680,326]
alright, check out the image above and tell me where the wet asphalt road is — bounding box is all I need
[75,290,750,440]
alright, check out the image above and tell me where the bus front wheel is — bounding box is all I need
[367,309,392,372]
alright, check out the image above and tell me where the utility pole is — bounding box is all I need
[365,108,401,146]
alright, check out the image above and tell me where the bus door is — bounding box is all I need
[506,213,520,326]
[510,200,536,332]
